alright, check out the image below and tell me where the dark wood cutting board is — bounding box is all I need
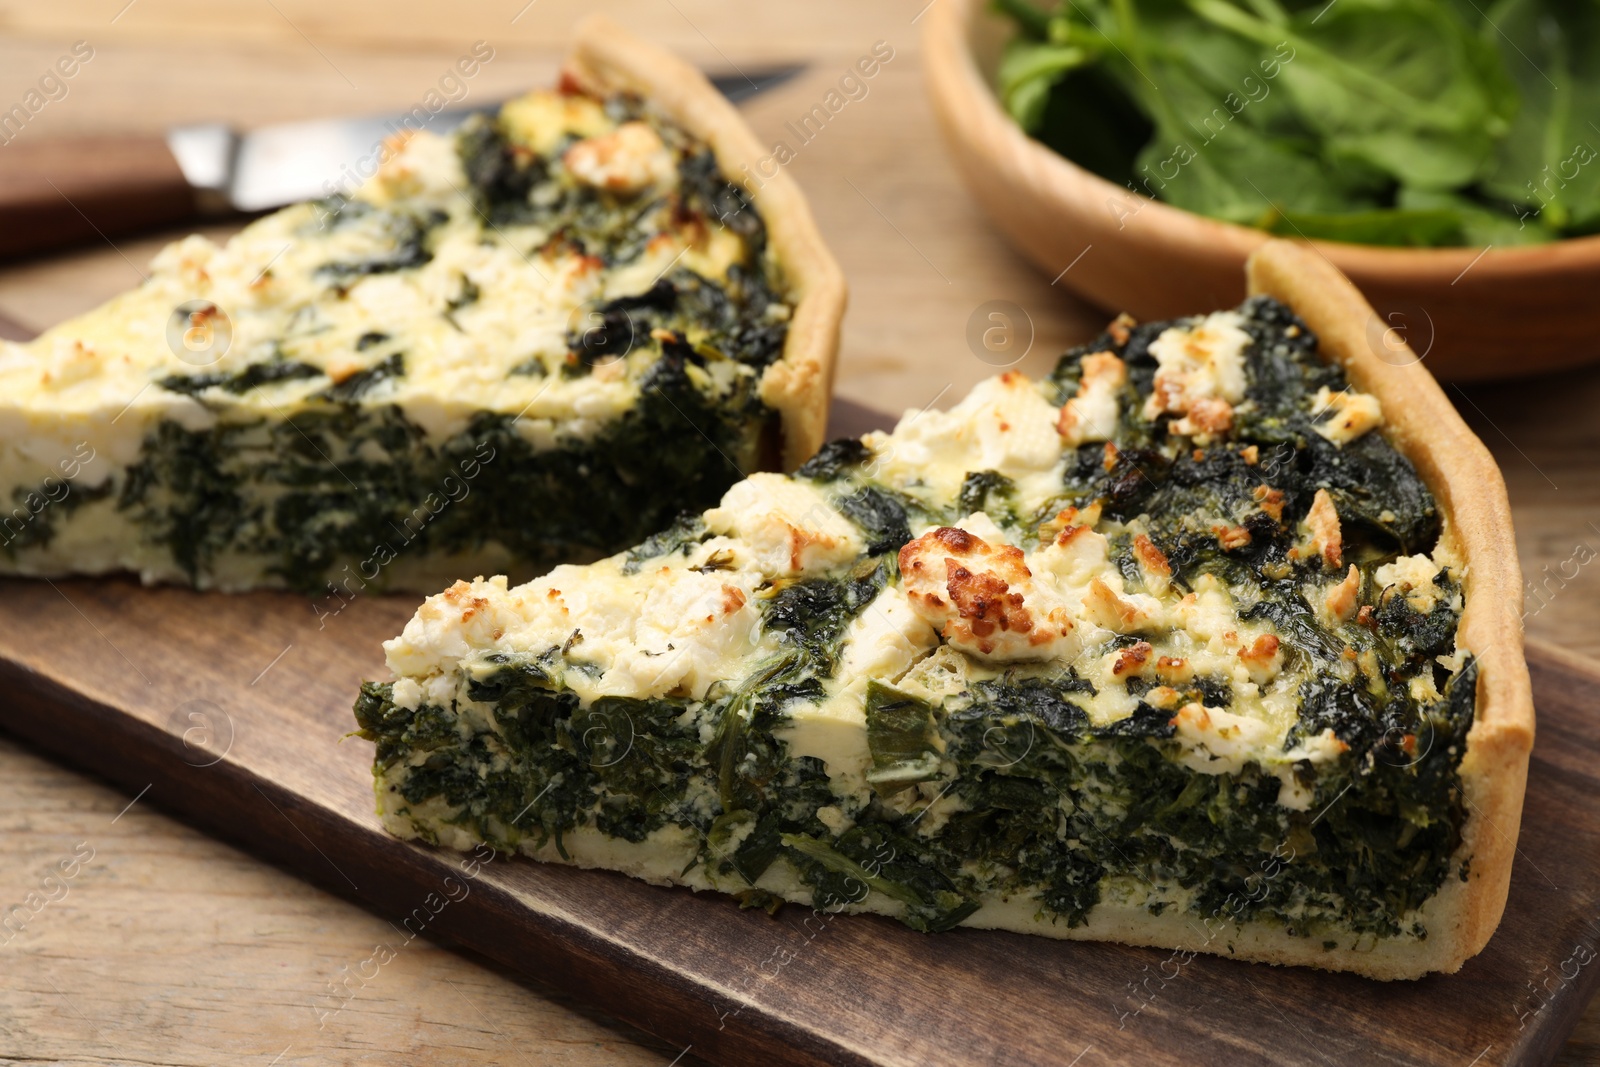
[0,398,1596,1067]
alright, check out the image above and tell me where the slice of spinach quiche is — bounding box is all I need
[0,20,843,592]
[354,243,1531,979]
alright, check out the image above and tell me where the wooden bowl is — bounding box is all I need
[922,0,1600,381]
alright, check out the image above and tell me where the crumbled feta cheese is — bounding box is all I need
[837,586,940,683]
[704,473,862,576]
[1376,553,1446,614]
[1310,385,1383,446]
[1056,352,1125,447]
[1299,489,1344,571]
[899,524,1079,663]
[562,121,677,193]
[867,372,1064,506]
[1142,310,1252,423]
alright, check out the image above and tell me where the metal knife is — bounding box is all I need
[0,65,801,262]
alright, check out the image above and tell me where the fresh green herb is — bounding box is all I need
[992,0,1592,245]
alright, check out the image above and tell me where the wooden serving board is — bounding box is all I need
[0,399,1597,1067]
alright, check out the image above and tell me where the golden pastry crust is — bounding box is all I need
[1234,239,1533,979]
[566,16,847,470]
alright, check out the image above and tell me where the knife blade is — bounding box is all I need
[0,64,803,261]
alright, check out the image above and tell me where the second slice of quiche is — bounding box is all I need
[0,19,843,592]
[355,243,1531,979]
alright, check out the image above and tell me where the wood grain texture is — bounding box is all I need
[0,566,1595,1066]
[0,736,691,1067]
[0,2,1597,1062]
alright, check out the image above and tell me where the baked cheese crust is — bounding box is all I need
[355,243,1532,979]
[0,22,843,593]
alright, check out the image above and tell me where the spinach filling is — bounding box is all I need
[107,352,766,592]
[862,656,1476,938]
[356,295,1476,942]
[6,91,790,592]
[154,358,324,398]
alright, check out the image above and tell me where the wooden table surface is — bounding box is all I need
[0,2,1596,1064]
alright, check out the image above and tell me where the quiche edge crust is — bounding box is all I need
[1242,238,1532,979]
[567,14,847,471]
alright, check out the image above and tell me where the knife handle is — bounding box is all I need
[0,134,199,261]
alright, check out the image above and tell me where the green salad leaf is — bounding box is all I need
[992,0,1594,246]
[1475,0,1600,236]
